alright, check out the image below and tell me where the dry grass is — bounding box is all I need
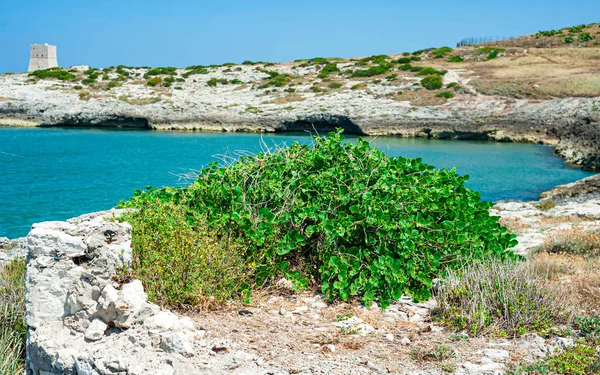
[463,48,600,98]
[531,252,600,315]
[436,260,573,336]
[499,216,531,234]
[270,94,305,104]
[118,96,161,105]
[394,90,448,106]
[541,227,600,257]
[0,97,15,102]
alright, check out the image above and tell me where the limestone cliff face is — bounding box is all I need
[1,69,599,168]
[25,210,277,375]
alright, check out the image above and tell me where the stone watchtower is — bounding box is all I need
[28,44,58,72]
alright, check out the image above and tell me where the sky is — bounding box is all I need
[0,0,599,73]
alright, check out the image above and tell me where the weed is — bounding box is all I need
[0,258,26,374]
[328,82,342,89]
[146,77,162,87]
[436,260,572,336]
[448,56,464,63]
[536,200,556,211]
[245,106,259,114]
[420,75,444,90]
[410,344,456,362]
[436,91,455,99]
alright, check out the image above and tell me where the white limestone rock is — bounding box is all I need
[160,331,195,357]
[84,319,108,341]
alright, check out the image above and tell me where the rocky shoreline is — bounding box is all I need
[2,63,600,169]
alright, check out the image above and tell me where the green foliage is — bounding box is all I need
[182,66,209,78]
[399,63,413,71]
[318,63,341,78]
[416,67,447,76]
[120,199,253,308]
[536,200,556,211]
[207,78,219,87]
[0,258,26,375]
[411,56,422,62]
[568,25,587,33]
[28,68,76,81]
[536,29,562,38]
[476,46,506,60]
[578,33,594,42]
[410,344,456,362]
[351,84,365,90]
[351,65,390,78]
[397,57,412,64]
[73,85,83,90]
[435,260,571,337]
[328,82,342,89]
[575,316,600,344]
[81,78,96,85]
[122,131,517,309]
[564,36,575,44]
[386,74,398,81]
[420,75,444,90]
[448,56,464,63]
[146,77,162,86]
[547,345,600,375]
[245,106,259,114]
[436,91,455,99]
[431,47,453,59]
[144,67,177,78]
[310,85,324,93]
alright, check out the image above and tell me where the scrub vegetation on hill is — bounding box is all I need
[120,130,518,310]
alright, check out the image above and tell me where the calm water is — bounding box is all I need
[0,127,595,238]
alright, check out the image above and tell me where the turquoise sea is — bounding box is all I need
[0,127,595,238]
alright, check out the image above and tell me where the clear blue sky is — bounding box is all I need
[0,0,598,73]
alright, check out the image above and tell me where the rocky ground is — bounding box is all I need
[11,175,599,375]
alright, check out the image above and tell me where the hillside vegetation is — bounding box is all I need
[15,22,600,109]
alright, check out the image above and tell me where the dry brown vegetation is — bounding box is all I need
[541,226,600,256]
[531,252,600,315]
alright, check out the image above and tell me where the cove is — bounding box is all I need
[0,127,595,238]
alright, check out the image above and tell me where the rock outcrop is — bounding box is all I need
[25,210,279,375]
[0,236,27,266]
[540,173,600,202]
[556,116,600,170]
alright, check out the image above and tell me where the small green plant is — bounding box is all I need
[547,344,599,375]
[420,75,444,90]
[310,85,324,93]
[410,344,456,362]
[245,106,259,114]
[0,258,27,375]
[328,82,342,89]
[386,74,398,81]
[440,363,456,373]
[431,47,453,59]
[536,200,556,211]
[351,84,365,90]
[397,57,412,64]
[448,56,464,63]
[564,36,575,44]
[146,77,162,86]
[144,67,177,78]
[410,56,422,62]
[578,33,594,42]
[207,77,219,87]
[416,67,446,76]
[436,91,455,99]
[436,260,572,336]
[351,65,391,78]
[73,85,83,90]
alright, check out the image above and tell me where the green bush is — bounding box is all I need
[578,33,594,42]
[420,75,444,90]
[182,66,209,78]
[207,77,218,87]
[28,68,75,81]
[318,63,340,78]
[399,64,413,71]
[410,56,422,62]
[416,67,446,76]
[431,47,453,59]
[146,77,162,86]
[328,82,342,89]
[564,36,575,44]
[547,345,600,375]
[144,67,177,78]
[122,131,517,309]
[120,200,252,308]
[436,91,454,99]
[435,260,571,336]
[351,65,390,78]
[397,58,412,64]
[0,258,26,375]
[448,56,464,63]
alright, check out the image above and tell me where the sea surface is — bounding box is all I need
[0,127,595,238]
